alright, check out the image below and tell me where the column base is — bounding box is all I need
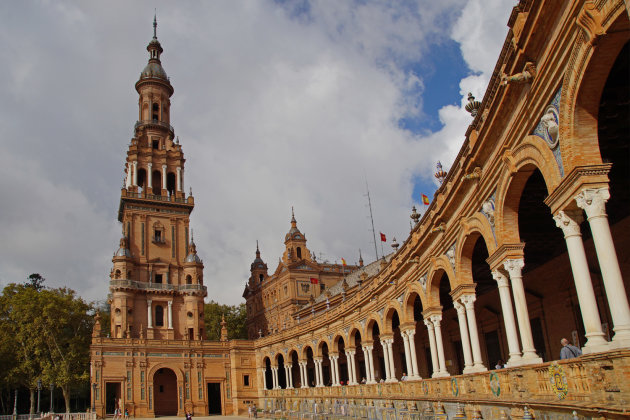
[582,341,611,354]
[385,378,398,383]
[469,364,487,373]
[315,385,324,388]
[511,355,543,366]
[462,366,475,375]
[408,375,422,381]
[611,327,630,349]
[432,371,450,378]
[366,380,377,385]
[332,384,340,387]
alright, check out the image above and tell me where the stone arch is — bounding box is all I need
[315,338,332,357]
[147,363,184,384]
[273,351,286,365]
[495,142,559,245]
[403,286,424,324]
[364,317,383,342]
[332,333,346,353]
[348,325,363,348]
[383,304,403,334]
[425,256,457,308]
[559,2,629,171]
[301,344,314,361]
[456,217,497,286]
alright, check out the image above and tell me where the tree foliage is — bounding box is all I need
[0,275,93,414]
[203,301,248,340]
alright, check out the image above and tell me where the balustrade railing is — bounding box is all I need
[134,119,174,136]
[110,279,206,292]
[121,190,189,204]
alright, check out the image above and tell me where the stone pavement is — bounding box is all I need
[130,417,249,420]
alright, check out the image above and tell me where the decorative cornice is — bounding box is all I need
[544,164,611,213]
[485,243,525,271]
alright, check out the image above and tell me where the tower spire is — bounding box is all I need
[153,12,157,39]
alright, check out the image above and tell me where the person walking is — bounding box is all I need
[560,338,582,360]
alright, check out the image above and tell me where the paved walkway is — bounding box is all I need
[130,417,250,420]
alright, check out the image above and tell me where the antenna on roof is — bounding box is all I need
[365,177,379,261]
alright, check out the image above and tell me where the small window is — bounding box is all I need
[244,375,250,387]
[186,275,192,285]
[159,385,164,393]
[154,230,162,241]
[155,274,163,284]
[189,328,194,340]
[259,274,264,283]
[152,140,159,149]
[320,283,325,292]
[297,247,302,259]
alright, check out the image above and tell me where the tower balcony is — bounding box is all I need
[134,119,174,138]
[110,279,206,294]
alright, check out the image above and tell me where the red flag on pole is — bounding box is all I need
[310,277,318,284]
[341,258,347,266]
[380,232,386,242]
[421,194,430,205]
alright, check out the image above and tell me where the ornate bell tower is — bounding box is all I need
[109,17,206,341]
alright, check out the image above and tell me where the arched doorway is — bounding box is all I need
[153,368,178,416]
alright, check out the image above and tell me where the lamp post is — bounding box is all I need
[49,383,54,413]
[92,383,97,413]
[37,379,42,415]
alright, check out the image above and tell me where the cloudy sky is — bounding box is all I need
[0,0,514,305]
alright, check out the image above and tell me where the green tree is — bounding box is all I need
[25,273,46,291]
[203,301,248,340]
[38,288,92,412]
[0,283,47,414]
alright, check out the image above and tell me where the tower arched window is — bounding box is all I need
[186,275,192,285]
[155,305,164,327]
[167,172,176,196]
[114,269,121,279]
[152,103,159,121]
[137,168,147,192]
[152,170,161,192]
[297,247,302,259]
[259,274,264,283]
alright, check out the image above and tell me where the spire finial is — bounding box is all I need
[153,11,157,39]
[256,240,259,251]
[190,229,194,243]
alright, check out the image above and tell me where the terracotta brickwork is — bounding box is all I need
[254,1,630,417]
[90,22,256,417]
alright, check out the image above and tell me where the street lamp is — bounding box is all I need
[92,383,97,413]
[37,379,42,415]
[49,383,55,413]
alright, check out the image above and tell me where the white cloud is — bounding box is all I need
[0,1,513,305]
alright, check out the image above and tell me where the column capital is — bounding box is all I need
[453,300,466,314]
[503,258,524,277]
[161,164,167,169]
[167,300,172,306]
[491,269,509,287]
[553,210,583,238]
[429,314,442,326]
[460,294,476,308]
[575,187,609,220]
[423,319,434,329]
[147,162,153,168]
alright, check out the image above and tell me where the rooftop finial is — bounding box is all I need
[190,228,194,243]
[153,11,157,39]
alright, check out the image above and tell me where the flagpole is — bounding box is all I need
[365,178,379,260]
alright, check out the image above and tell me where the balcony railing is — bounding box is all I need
[110,279,206,292]
[121,189,190,204]
[134,119,174,136]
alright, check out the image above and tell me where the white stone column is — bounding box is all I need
[176,167,182,192]
[161,164,167,191]
[453,301,474,373]
[273,367,280,389]
[147,163,153,192]
[347,351,357,385]
[424,319,440,377]
[406,330,421,379]
[125,162,132,188]
[147,299,153,329]
[576,188,630,347]
[492,270,522,366]
[363,345,376,384]
[261,368,268,390]
[380,339,392,381]
[554,209,609,352]
[314,358,323,387]
[300,362,307,388]
[386,339,397,382]
[132,161,138,187]
[430,315,450,377]
[504,259,543,363]
[461,294,487,372]
[331,356,340,386]
[286,365,293,389]
[401,332,413,377]
[167,300,173,329]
